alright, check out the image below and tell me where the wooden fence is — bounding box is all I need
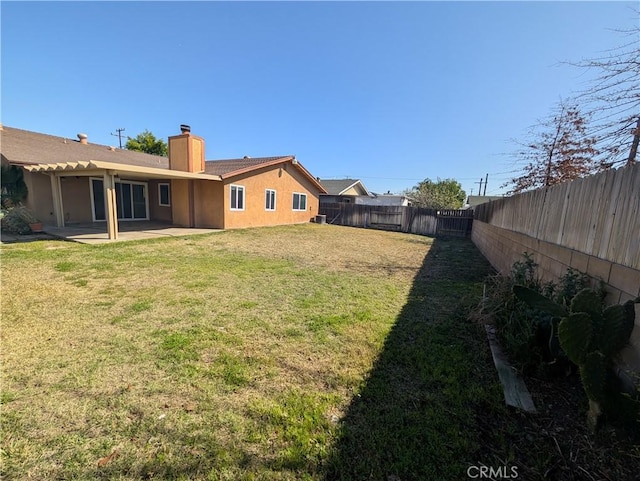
[318,203,473,237]
[474,162,640,269]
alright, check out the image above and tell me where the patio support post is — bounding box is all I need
[103,171,118,240]
[49,173,65,227]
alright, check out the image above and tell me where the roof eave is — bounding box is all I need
[22,160,222,181]
[219,157,327,193]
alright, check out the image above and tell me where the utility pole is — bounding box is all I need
[475,177,484,196]
[111,128,126,149]
[483,173,488,196]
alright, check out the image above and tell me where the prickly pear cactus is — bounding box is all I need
[557,313,593,365]
[580,351,606,427]
[570,289,604,322]
[600,303,636,357]
[512,285,567,317]
[514,285,639,429]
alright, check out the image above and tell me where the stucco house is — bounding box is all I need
[1,124,326,239]
[356,193,412,207]
[318,178,370,204]
[318,178,411,206]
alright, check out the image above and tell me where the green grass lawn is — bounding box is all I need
[1,224,501,480]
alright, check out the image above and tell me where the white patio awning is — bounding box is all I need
[23,160,222,181]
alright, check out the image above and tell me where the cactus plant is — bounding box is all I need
[514,285,639,428]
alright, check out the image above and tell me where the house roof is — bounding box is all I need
[318,178,370,196]
[1,126,169,169]
[205,156,293,176]
[207,156,327,193]
[2,125,326,192]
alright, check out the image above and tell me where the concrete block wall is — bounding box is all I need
[472,220,640,374]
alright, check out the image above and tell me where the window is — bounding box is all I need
[158,183,171,206]
[292,192,307,211]
[230,184,245,210]
[265,189,276,211]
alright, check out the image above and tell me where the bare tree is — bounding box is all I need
[572,23,640,166]
[504,101,600,194]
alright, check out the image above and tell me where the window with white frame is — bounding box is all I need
[158,183,171,207]
[265,189,276,211]
[230,184,245,210]
[292,192,307,211]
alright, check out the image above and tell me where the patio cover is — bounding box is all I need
[23,160,222,240]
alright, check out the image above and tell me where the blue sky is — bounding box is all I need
[2,1,637,195]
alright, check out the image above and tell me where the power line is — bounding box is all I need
[111,128,126,149]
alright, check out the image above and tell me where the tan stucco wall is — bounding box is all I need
[24,173,93,224]
[223,163,320,229]
[168,136,189,172]
[61,177,93,222]
[148,180,172,222]
[194,180,224,228]
[23,172,54,224]
[171,179,192,227]
[472,220,640,373]
[342,186,361,196]
[168,134,205,173]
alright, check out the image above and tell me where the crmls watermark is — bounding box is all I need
[467,465,519,479]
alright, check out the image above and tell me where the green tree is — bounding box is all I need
[406,178,466,209]
[125,130,168,156]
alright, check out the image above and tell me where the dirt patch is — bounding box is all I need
[476,372,640,480]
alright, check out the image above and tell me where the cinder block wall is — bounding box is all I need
[472,220,640,374]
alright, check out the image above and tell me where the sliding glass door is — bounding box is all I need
[91,179,149,221]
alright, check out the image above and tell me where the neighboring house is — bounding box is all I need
[0,124,326,239]
[465,195,504,209]
[317,178,370,204]
[355,193,411,206]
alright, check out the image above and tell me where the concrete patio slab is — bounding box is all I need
[2,222,222,245]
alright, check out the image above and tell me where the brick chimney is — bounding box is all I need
[168,124,205,173]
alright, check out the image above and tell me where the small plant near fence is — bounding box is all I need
[481,253,597,377]
[480,253,639,430]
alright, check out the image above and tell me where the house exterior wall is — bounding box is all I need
[23,171,54,224]
[342,186,361,196]
[148,180,172,222]
[222,163,320,229]
[61,177,93,222]
[194,179,224,228]
[171,179,192,227]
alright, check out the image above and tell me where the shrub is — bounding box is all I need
[0,205,40,234]
[482,254,597,377]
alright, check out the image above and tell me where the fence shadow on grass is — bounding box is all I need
[323,237,498,481]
